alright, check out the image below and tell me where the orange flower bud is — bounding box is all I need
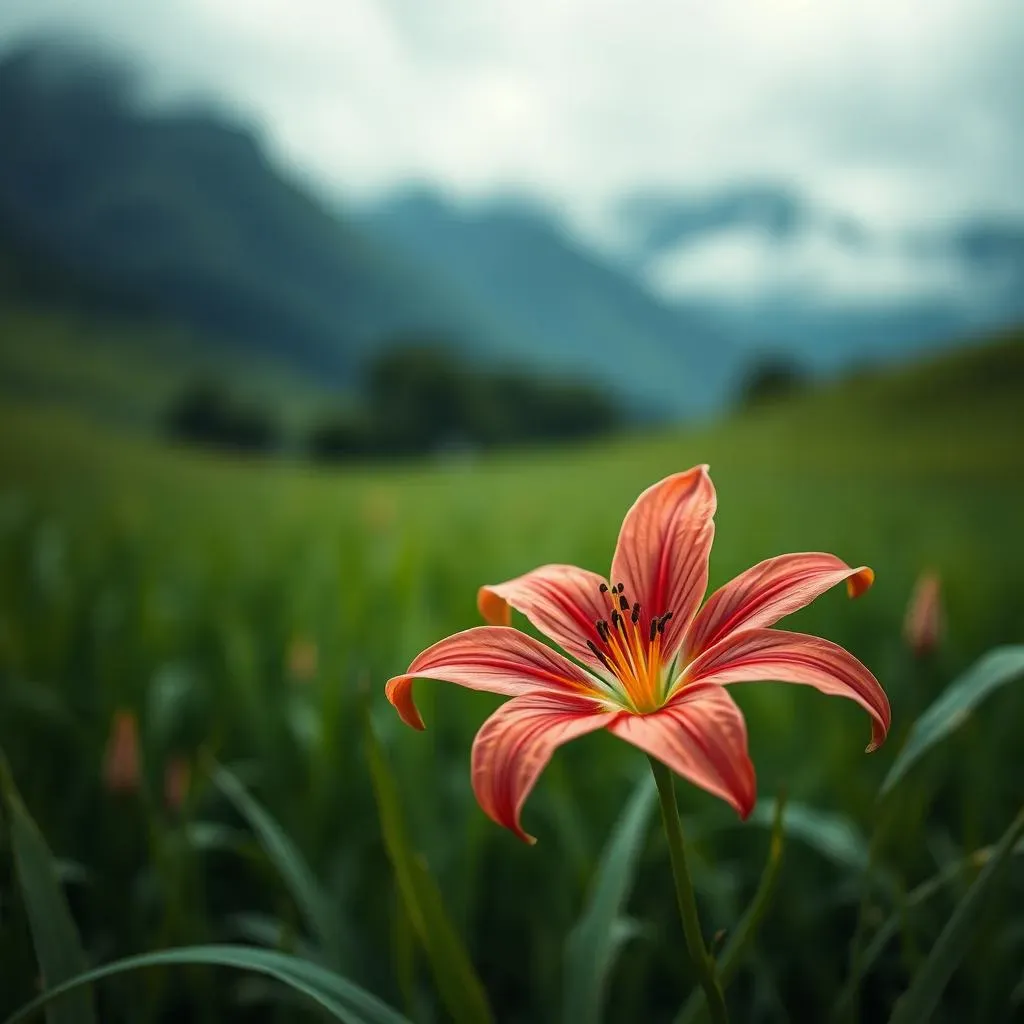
[103,710,141,795]
[163,757,191,812]
[904,571,942,657]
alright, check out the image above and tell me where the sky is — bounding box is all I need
[2,0,1022,305]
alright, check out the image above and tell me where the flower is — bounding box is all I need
[386,466,890,843]
[904,570,942,657]
[103,709,142,795]
[164,757,191,812]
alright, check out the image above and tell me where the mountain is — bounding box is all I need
[609,185,1024,374]
[0,40,736,418]
[361,190,734,416]
[0,41,521,386]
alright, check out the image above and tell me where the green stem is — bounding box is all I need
[649,756,729,1024]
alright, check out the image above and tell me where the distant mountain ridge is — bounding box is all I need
[0,40,732,418]
[0,42,523,385]
[609,186,1024,373]
[2,39,1021,424]
[361,190,735,416]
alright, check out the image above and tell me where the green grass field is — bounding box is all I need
[1,331,1023,1022]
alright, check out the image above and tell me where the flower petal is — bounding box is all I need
[684,552,875,659]
[609,465,716,657]
[478,564,612,673]
[471,691,616,843]
[385,626,601,730]
[609,684,755,817]
[684,628,891,752]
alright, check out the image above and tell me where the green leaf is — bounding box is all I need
[562,774,656,1024]
[677,794,788,1024]
[184,820,249,854]
[364,717,493,1024]
[1,944,411,1024]
[227,912,320,961]
[881,645,1024,797]
[887,805,1024,1024]
[750,799,867,871]
[211,762,347,965]
[0,755,97,1024]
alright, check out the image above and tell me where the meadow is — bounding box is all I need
[1,332,1023,1023]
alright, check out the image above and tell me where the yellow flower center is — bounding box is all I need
[585,583,674,714]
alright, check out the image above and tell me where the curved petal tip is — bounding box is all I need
[384,675,426,730]
[846,567,875,599]
[477,586,512,626]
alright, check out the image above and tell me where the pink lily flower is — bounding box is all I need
[386,466,890,843]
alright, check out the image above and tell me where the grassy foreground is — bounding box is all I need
[1,333,1023,1022]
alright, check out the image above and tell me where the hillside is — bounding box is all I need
[0,42,518,385]
[364,191,734,415]
[0,40,727,418]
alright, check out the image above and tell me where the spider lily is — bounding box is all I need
[387,466,890,842]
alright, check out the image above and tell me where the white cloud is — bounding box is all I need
[1,0,1021,235]
[643,222,999,307]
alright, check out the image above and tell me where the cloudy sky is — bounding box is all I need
[2,0,1022,303]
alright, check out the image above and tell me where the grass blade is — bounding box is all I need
[562,774,657,1024]
[1,945,411,1024]
[888,806,1024,1024]
[0,754,97,1024]
[881,645,1024,797]
[751,799,867,872]
[676,794,787,1024]
[364,717,493,1024]
[833,834,1024,1017]
[211,762,346,964]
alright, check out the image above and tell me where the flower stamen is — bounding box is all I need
[586,582,674,713]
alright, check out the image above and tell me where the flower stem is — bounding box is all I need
[649,756,729,1024]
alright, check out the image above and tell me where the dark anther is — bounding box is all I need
[649,620,658,642]
[610,610,621,629]
[631,602,640,624]
[657,619,666,634]
[619,594,630,611]
[599,583,609,594]
[596,620,609,641]
[586,639,611,668]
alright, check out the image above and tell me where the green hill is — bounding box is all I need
[0,42,519,385]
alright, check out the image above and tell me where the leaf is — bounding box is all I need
[364,717,493,1024]
[833,834,1024,1018]
[184,820,249,854]
[212,762,346,965]
[881,645,1024,797]
[227,912,321,961]
[750,799,867,872]
[0,755,97,1024]
[676,794,788,1024]
[1,944,411,1024]
[562,774,657,1024]
[887,806,1024,1024]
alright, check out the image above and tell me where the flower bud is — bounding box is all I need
[163,757,191,812]
[103,709,141,795]
[904,571,942,657]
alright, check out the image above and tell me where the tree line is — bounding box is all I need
[165,343,623,458]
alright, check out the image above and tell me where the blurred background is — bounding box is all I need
[0,1,1022,1022]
